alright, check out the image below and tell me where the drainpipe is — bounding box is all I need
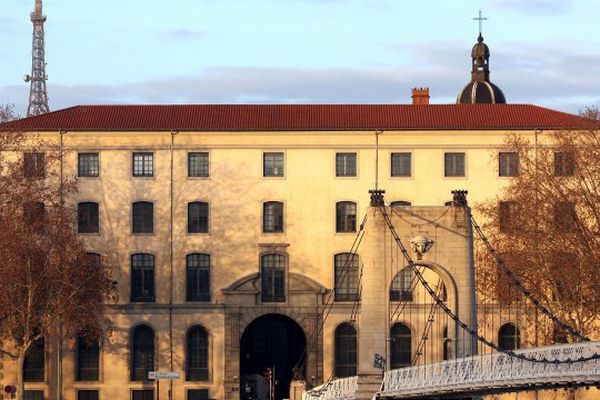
[169,130,178,400]
[57,129,66,400]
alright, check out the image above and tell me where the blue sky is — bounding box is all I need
[1,0,600,115]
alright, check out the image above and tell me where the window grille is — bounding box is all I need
[188,202,209,233]
[498,152,519,177]
[263,152,284,177]
[24,152,45,178]
[130,326,154,381]
[444,152,465,177]
[132,202,153,234]
[78,202,99,233]
[334,323,357,377]
[76,334,99,381]
[498,323,520,350]
[263,202,284,233]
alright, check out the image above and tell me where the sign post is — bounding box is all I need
[148,371,180,400]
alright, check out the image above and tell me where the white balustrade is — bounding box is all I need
[303,375,359,400]
[379,342,600,398]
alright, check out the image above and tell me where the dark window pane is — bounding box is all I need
[334,323,357,377]
[188,202,209,233]
[390,268,413,301]
[76,334,100,381]
[391,153,411,177]
[263,152,284,177]
[499,152,519,177]
[261,253,286,302]
[188,152,209,177]
[77,390,99,400]
[186,326,209,381]
[132,390,154,400]
[444,152,465,177]
[132,202,153,234]
[390,323,412,369]
[24,152,45,178]
[263,202,284,233]
[391,201,411,207]
[24,391,44,400]
[499,201,517,233]
[78,202,99,233]
[132,152,154,177]
[553,201,577,232]
[336,153,357,177]
[498,323,520,350]
[554,152,574,176]
[131,326,154,381]
[24,338,44,382]
[131,254,155,302]
[334,253,359,301]
[336,202,357,233]
[186,254,210,302]
[24,201,45,227]
[188,389,209,400]
[78,153,100,177]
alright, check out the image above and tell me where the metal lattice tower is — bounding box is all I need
[25,0,50,117]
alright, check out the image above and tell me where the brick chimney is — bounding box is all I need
[411,87,430,105]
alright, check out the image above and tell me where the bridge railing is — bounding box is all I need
[380,342,600,398]
[302,375,358,400]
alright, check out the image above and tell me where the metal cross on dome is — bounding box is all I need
[473,10,488,36]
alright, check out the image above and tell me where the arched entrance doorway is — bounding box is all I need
[240,314,306,400]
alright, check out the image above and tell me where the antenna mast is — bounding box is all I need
[25,0,50,117]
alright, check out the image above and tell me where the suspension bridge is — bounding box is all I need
[301,190,600,400]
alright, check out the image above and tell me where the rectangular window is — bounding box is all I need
[131,254,155,302]
[24,152,45,178]
[132,202,154,234]
[77,390,99,400]
[444,152,465,177]
[336,202,357,233]
[186,254,211,302]
[554,152,574,176]
[499,201,517,233]
[24,201,45,227]
[132,390,154,400]
[188,152,209,177]
[334,253,359,301]
[336,152,357,177]
[263,152,284,177]
[78,153,100,177]
[263,202,284,233]
[553,201,577,232]
[188,390,209,400]
[132,152,154,177]
[76,336,100,381]
[499,152,519,177]
[24,391,45,400]
[261,254,286,302]
[78,202,100,234]
[188,202,209,233]
[23,338,44,382]
[391,153,411,177]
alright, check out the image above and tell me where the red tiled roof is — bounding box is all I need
[0,104,593,132]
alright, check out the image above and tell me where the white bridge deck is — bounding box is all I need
[304,342,600,400]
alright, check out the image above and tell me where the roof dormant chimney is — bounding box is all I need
[411,87,430,105]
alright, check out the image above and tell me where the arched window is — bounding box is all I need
[336,201,357,232]
[131,253,155,302]
[131,325,154,381]
[78,202,99,233]
[390,268,413,301]
[23,337,44,382]
[390,323,411,369]
[186,253,210,302]
[76,333,100,381]
[334,253,359,301]
[334,323,357,377]
[263,201,284,233]
[188,202,209,233]
[498,323,520,350]
[186,326,209,381]
[261,253,286,302]
[390,201,411,207]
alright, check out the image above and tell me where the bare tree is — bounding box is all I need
[477,108,600,340]
[0,123,117,399]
